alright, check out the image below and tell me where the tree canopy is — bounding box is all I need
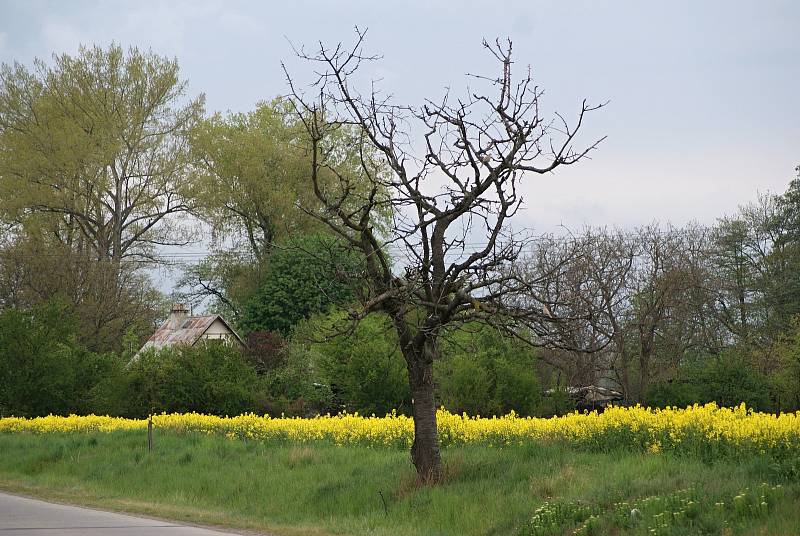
[0,43,204,263]
[188,99,320,261]
[239,233,363,335]
[0,43,200,349]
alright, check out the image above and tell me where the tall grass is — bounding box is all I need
[0,431,798,535]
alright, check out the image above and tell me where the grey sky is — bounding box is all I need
[1,0,798,233]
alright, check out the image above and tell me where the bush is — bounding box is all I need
[646,350,773,411]
[769,316,800,411]
[493,357,542,415]
[438,354,493,415]
[436,324,542,416]
[245,330,288,372]
[0,302,119,417]
[290,317,543,417]
[122,343,260,417]
[301,312,410,416]
[256,341,334,417]
[537,388,576,418]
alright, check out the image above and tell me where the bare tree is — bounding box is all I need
[526,228,636,387]
[283,31,604,481]
[613,226,710,400]
[0,235,164,351]
[528,225,715,402]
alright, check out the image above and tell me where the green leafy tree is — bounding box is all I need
[181,100,389,318]
[0,43,204,262]
[709,217,765,341]
[239,234,362,335]
[255,340,334,417]
[188,99,322,261]
[764,168,800,334]
[709,170,800,342]
[436,324,541,416]
[0,43,200,350]
[770,316,800,411]
[645,350,772,411]
[437,354,492,416]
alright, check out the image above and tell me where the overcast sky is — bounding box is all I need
[1,0,798,233]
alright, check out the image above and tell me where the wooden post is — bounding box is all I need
[147,415,153,452]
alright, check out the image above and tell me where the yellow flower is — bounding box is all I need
[1,403,798,459]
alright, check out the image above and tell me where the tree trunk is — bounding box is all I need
[406,349,442,483]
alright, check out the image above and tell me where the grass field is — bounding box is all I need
[0,430,798,535]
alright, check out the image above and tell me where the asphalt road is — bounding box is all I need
[0,492,246,535]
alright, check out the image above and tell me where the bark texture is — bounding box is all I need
[408,355,442,481]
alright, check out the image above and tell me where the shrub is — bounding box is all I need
[436,324,542,416]
[0,302,118,417]
[438,354,493,415]
[303,312,410,416]
[537,388,576,418]
[646,350,772,411]
[256,341,334,416]
[245,330,287,372]
[123,343,260,417]
[769,316,800,411]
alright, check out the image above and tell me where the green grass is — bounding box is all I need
[0,431,798,535]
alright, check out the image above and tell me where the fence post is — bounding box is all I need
[147,415,153,452]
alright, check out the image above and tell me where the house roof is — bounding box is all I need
[138,314,244,354]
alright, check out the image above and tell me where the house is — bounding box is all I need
[136,303,245,356]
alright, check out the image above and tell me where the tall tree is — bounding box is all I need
[188,99,321,262]
[0,43,199,349]
[284,32,603,481]
[616,226,711,401]
[180,99,388,316]
[527,225,713,402]
[0,43,204,263]
[239,234,363,335]
[708,217,764,342]
[528,228,636,389]
[706,183,800,344]
[765,166,800,332]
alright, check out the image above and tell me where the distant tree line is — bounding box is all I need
[521,177,800,410]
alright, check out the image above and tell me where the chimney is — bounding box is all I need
[168,303,189,329]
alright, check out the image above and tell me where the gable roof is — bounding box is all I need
[137,314,245,354]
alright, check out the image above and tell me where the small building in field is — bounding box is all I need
[136,303,245,356]
[544,385,624,412]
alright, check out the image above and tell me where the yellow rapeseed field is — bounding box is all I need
[1,403,798,459]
